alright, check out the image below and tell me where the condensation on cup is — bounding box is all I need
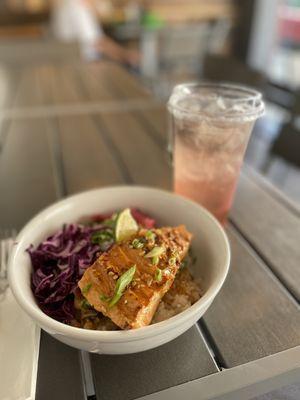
[168,82,265,225]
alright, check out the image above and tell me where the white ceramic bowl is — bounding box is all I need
[9,186,230,354]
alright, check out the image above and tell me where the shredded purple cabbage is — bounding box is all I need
[28,223,112,323]
[28,209,155,324]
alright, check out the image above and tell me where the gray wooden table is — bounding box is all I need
[0,60,299,400]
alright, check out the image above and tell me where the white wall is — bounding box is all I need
[247,0,282,72]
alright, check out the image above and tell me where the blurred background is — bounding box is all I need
[1,0,300,203]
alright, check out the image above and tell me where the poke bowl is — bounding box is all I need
[8,186,230,354]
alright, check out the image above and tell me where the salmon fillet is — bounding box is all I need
[78,225,192,329]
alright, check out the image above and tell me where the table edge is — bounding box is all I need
[138,345,300,400]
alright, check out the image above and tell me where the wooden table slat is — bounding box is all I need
[0,118,57,229]
[96,111,171,188]
[87,62,150,100]
[37,65,84,105]
[135,106,169,145]
[12,67,43,109]
[57,114,125,193]
[0,66,20,109]
[91,326,218,400]
[244,166,300,216]
[36,333,85,400]
[232,171,300,301]
[203,227,300,368]
[76,63,123,102]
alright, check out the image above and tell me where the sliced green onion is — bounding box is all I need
[91,229,114,244]
[152,255,159,265]
[169,257,177,266]
[145,246,165,258]
[109,265,136,308]
[99,294,110,302]
[145,230,156,241]
[82,283,92,294]
[132,239,144,249]
[103,213,118,228]
[154,268,162,282]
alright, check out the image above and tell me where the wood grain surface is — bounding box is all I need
[0,65,20,109]
[0,119,86,399]
[0,118,57,229]
[203,227,300,367]
[36,333,85,400]
[91,327,218,400]
[232,171,300,301]
[58,114,125,192]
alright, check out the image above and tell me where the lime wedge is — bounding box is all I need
[115,208,138,243]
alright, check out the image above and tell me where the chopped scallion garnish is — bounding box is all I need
[145,230,156,241]
[109,265,136,307]
[169,257,176,266]
[154,268,162,282]
[82,283,92,294]
[145,246,165,258]
[132,239,144,249]
[91,229,114,245]
[99,294,110,302]
[152,255,159,265]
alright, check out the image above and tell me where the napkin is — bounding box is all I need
[0,289,40,400]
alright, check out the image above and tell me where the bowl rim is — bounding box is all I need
[9,185,230,343]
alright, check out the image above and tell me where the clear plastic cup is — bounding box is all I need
[168,82,265,224]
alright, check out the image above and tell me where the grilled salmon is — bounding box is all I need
[78,225,192,329]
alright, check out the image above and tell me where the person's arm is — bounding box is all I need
[96,35,139,66]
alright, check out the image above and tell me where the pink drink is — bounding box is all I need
[168,83,264,224]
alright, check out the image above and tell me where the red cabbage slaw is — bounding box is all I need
[28,209,155,323]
